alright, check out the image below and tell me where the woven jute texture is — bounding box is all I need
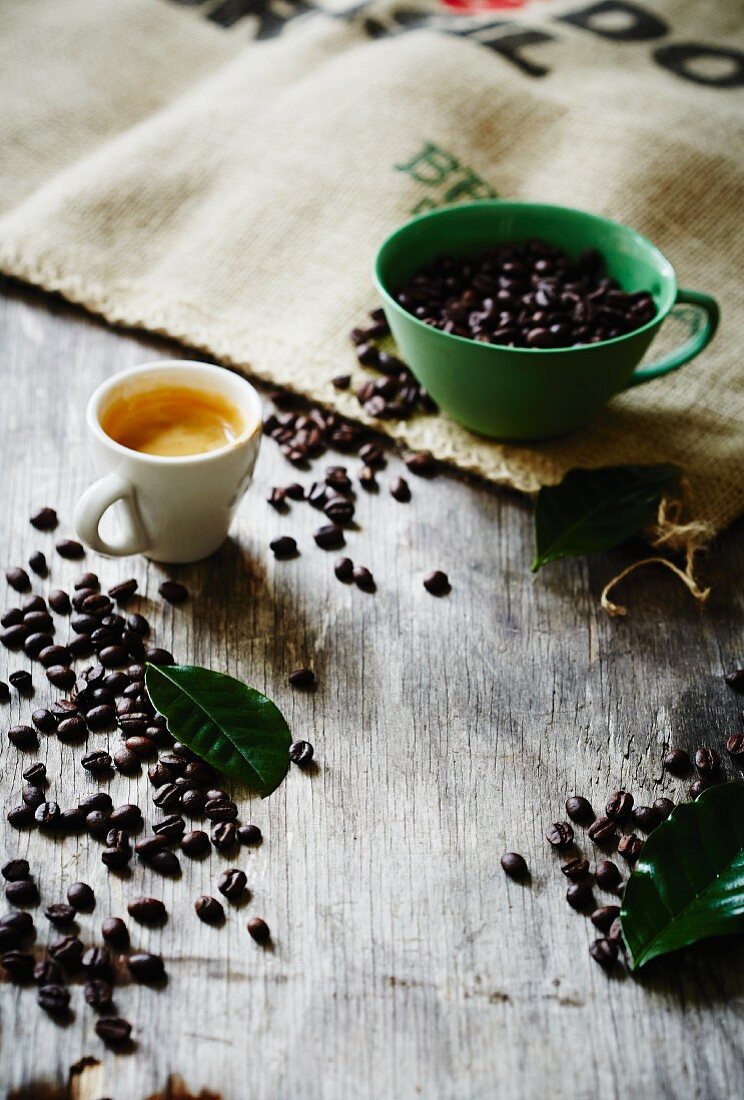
[1,0,742,529]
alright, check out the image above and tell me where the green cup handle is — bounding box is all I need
[624,288,720,388]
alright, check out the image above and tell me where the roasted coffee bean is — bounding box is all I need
[23,762,47,785]
[545,822,574,849]
[153,815,185,840]
[561,858,590,881]
[288,666,315,690]
[6,567,31,593]
[195,895,224,924]
[8,670,32,695]
[1,950,35,981]
[618,833,643,864]
[566,881,594,910]
[605,790,634,822]
[28,551,48,577]
[247,917,271,945]
[22,785,45,809]
[55,539,84,560]
[52,700,78,720]
[96,1016,132,1044]
[145,647,174,665]
[57,716,87,742]
[0,680,8,702]
[149,850,181,876]
[332,374,351,390]
[181,829,210,857]
[653,797,674,820]
[205,787,228,801]
[102,846,132,870]
[153,783,182,809]
[104,671,130,694]
[34,959,63,985]
[0,910,34,935]
[113,747,140,775]
[218,868,247,902]
[79,792,113,814]
[46,665,75,689]
[270,536,298,559]
[125,735,156,759]
[82,946,110,975]
[591,905,621,932]
[390,477,411,503]
[211,822,238,851]
[50,935,84,967]
[631,805,661,833]
[267,486,287,509]
[726,734,744,762]
[59,807,87,833]
[70,613,99,635]
[289,740,314,767]
[183,761,217,787]
[128,897,166,925]
[85,978,113,1009]
[30,507,58,530]
[82,593,112,616]
[44,904,76,926]
[34,802,60,829]
[108,578,138,603]
[563,797,592,830]
[108,804,142,830]
[358,465,377,491]
[7,804,36,827]
[1,624,28,649]
[134,835,168,861]
[39,644,72,668]
[22,595,47,613]
[99,645,129,669]
[127,951,164,983]
[107,829,132,857]
[307,482,328,509]
[423,570,449,595]
[724,668,744,692]
[589,937,618,969]
[118,713,150,737]
[404,452,437,477]
[663,747,691,776]
[500,852,528,879]
[689,778,712,799]
[86,810,112,839]
[6,878,39,905]
[159,580,188,603]
[67,882,95,912]
[353,566,375,592]
[148,763,175,789]
[237,824,262,846]
[122,628,146,660]
[1,608,23,627]
[205,799,238,823]
[313,523,345,550]
[102,917,130,950]
[68,634,93,658]
[48,589,71,615]
[695,746,720,778]
[86,704,115,731]
[587,817,617,846]
[8,724,38,750]
[595,860,622,890]
[181,788,206,816]
[74,572,99,591]
[126,613,150,638]
[324,496,355,526]
[334,556,354,582]
[2,859,30,881]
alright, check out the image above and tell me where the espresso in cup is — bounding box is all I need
[100,384,246,457]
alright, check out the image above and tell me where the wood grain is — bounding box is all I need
[1,280,743,1100]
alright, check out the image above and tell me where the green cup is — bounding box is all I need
[373,201,719,441]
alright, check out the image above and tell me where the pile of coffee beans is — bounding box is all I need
[393,240,657,349]
[1,513,281,1048]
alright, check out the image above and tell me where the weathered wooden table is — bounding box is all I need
[1,280,742,1100]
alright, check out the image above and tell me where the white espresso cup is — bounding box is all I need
[74,360,262,563]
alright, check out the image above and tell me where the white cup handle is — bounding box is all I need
[73,474,151,557]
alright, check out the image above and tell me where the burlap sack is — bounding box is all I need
[1,0,742,531]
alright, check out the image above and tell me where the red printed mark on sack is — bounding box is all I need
[440,0,539,9]
[395,142,498,214]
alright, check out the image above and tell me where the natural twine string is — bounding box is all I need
[600,490,714,617]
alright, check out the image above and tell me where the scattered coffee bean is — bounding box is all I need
[57,715,87,742]
[332,374,350,390]
[6,879,39,906]
[181,830,210,857]
[566,881,594,910]
[689,778,712,799]
[80,792,113,815]
[9,670,32,695]
[30,507,58,530]
[181,789,206,816]
[594,860,622,890]
[113,747,140,775]
[358,465,377,491]
[48,589,71,615]
[561,858,590,881]
[545,822,574,849]
[86,704,115,730]
[195,895,224,924]
[145,647,174,665]
[247,917,271,945]
[67,882,95,912]
[288,667,315,690]
[353,566,375,592]
[1,608,23,627]
[334,557,354,582]
[6,568,31,592]
[1,624,29,649]
[108,578,138,603]
[7,805,36,827]
[211,822,238,851]
[724,669,744,692]
[159,580,188,603]
[23,762,47,785]
[44,904,76,925]
[605,790,634,822]
[0,680,8,702]
[589,937,618,969]
[149,850,181,876]
[694,746,720,778]
[22,785,45,809]
[237,824,262,846]
[289,740,314,767]
[99,645,129,669]
[49,935,84,968]
[2,859,30,882]
[8,724,37,750]
[591,905,621,932]
[631,805,661,833]
[218,868,247,902]
[127,951,165,983]
[587,817,617,846]
[96,1016,132,1044]
[618,833,643,865]
[128,897,166,925]
[55,539,84,560]
[153,815,185,840]
[1,950,35,981]
[565,796,595,824]
[34,959,63,985]
[653,797,674,820]
[663,748,691,776]
[726,734,744,761]
[109,804,142,830]
[269,536,298,559]
[34,801,60,829]
[500,852,528,879]
[28,551,47,577]
[324,496,355,526]
[82,946,110,975]
[85,978,113,1009]
[46,665,75,689]
[102,846,132,870]
[101,917,129,950]
[390,477,411,503]
[38,983,71,1013]
[314,524,344,550]
[423,570,449,595]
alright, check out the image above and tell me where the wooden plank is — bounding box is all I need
[1,279,743,1100]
